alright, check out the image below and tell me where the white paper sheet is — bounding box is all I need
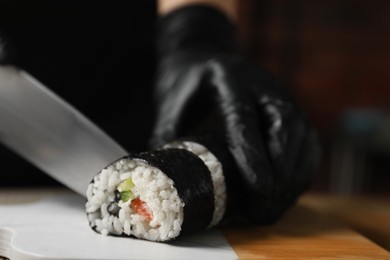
[0,194,238,260]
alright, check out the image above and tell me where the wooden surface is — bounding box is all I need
[1,188,389,259]
[301,194,390,252]
[223,199,390,259]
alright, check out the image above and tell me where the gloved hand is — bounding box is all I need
[150,6,320,224]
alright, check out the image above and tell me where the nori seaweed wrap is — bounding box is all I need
[85,137,233,242]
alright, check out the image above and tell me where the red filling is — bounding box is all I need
[131,197,153,221]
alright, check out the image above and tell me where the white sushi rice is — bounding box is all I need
[163,141,227,228]
[86,159,184,241]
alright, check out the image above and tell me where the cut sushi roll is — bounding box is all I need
[86,155,186,241]
[162,141,226,228]
[86,144,228,242]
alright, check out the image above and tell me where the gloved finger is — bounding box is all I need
[258,95,308,180]
[254,90,320,195]
[245,69,319,223]
[149,60,206,148]
[207,57,274,196]
[270,129,319,214]
[247,122,319,224]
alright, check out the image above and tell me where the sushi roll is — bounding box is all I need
[85,140,230,242]
[162,141,227,228]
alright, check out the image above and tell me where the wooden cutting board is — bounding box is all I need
[0,192,237,260]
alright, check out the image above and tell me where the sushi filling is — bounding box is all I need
[86,159,184,241]
[163,141,227,228]
[113,178,154,222]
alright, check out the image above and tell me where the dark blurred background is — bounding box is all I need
[1,0,389,195]
[237,0,390,195]
[0,1,157,186]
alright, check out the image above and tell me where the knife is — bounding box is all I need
[0,65,128,196]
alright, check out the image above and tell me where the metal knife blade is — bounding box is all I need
[0,66,127,196]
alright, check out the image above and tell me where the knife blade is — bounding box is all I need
[0,66,127,196]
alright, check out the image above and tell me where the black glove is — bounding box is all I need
[150,6,321,224]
